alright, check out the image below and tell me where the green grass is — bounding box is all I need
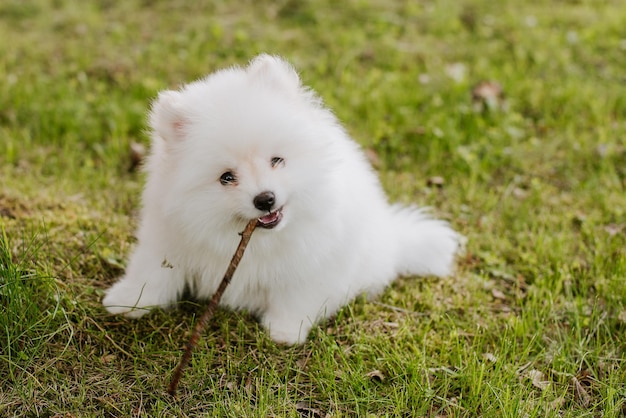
[1,0,625,416]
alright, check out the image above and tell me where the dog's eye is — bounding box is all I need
[219,171,237,185]
[271,157,284,167]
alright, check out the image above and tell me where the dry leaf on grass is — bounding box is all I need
[491,288,506,300]
[604,223,623,236]
[295,402,328,418]
[524,369,550,390]
[364,148,381,168]
[571,375,591,407]
[571,369,593,407]
[129,141,146,172]
[366,369,385,382]
[427,176,445,188]
[472,80,505,111]
[482,352,497,363]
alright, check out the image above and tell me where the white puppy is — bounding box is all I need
[103,55,461,344]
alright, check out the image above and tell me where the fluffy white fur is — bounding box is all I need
[103,54,461,344]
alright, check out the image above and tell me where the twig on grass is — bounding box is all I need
[167,218,259,398]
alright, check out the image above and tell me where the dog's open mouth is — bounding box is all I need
[257,207,283,229]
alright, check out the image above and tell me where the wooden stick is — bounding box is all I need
[167,218,259,398]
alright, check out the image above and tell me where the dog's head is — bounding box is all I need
[146,55,343,239]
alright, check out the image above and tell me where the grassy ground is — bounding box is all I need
[1,0,625,416]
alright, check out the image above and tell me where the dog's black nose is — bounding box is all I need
[253,191,275,212]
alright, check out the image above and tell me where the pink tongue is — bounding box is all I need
[259,212,278,224]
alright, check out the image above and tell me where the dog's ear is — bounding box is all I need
[247,54,301,93]
[149,90,188,142]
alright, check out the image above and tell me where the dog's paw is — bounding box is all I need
[262,314,312,345]
[102,280,157,318]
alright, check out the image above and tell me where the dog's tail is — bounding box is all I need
[391,204,462,278]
